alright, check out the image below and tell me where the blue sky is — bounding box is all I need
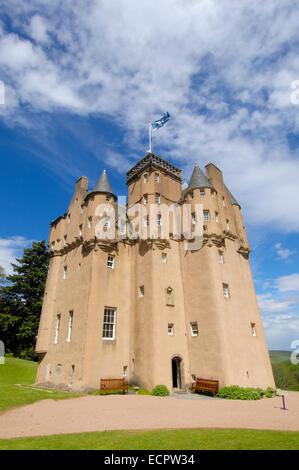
[0,0,299,351]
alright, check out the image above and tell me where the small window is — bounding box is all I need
[226,219,230,230]
[106,195,111,202]
[211,190,215,198]
[79,224,82,236]
[251,323,256,337]
[63,266,67,280]
[192,212,197,225]
[80,204,84,214]
[50,241,55,250]
[139,286,145,297]
[203,210,210,222]
[63,235,67,246]
[168,324,174,335]
[143,194,148,204]
[155,193,161,204]
[144,215,149,227]
[189,191,194,199]
[144,174,148,183]
[190,322,198,336]
[222,197,226,207]
[218,251,224,263]
[157,214,162,226]
[123,366,128,377]
[88,217,92,228]
[54,314,61,344]
[107,255,115,269]
[67,311,73,342]
[104,216,110,228]
[67,214,71,223]
[162,253,167,263]
[215,212,219,222]
[155,173,160,182]
[223,283,230,298]
[55,364,62,376]
[200,189,205,196]
[102,308,116,340]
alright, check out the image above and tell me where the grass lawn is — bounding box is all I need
[269,350,291,364]
[0,357,82,411]
[0,428,299,450]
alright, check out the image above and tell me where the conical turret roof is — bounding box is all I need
[89,169,115,197]
[187,165,214,191]
[226,186,240,207]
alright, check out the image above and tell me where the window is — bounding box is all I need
[50,241,55,250]
[190,322,198,336]
[223,283,230,299]
[200,189,205,196]
[107,255,115,269]
[102,308,116,340]
[165,286,174,306]
[155,173,160,182]
[162,253,167,263]
[251,323,256,337]
[55,364,62,376]
[63,266,67,280]
[155,193,161,204]
[157,214,162,226]
[79,224,82,236]
[139,286,145,297]
[203,210,210,222]
[120,220,126,235]
[222,197,226,207]
[63,235,67,246]
[143,194,148,204]
[215,212,219,222]
[144,215,149,227]
[226,219,230,230]
[192,212,197,225]
[168,324,174,335]
[104,216,110,227]
[67,311,73,342]
[218,251,224,263]
[189,191,194,199]
[144,174,148,183]
[106,195,111,202]
[123,366,127,377]
[80,204,84,214]
[54,314,61,344]
[67,213,71,223]
[88,217,92,228]
[211,190,215,198]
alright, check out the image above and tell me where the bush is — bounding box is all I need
[152,385,170,396]
[216,385,263,400]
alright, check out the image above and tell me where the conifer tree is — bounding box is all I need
[0,241,49,359]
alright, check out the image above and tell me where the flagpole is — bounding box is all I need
[148,121,152,153]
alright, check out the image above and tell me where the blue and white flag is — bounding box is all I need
[151,112,170,131]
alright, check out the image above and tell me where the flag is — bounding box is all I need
[151,112,170,131]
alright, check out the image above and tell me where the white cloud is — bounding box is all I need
[275,243,296,260]
[262,312,299,351]
[0,236,33,276]
[1,1,299,230]
[275,274,299,292]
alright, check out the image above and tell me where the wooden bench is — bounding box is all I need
[191,377,219,397]
[100,378,129,395]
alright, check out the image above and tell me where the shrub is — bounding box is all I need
[216,385,263,400]
[152,384,170,396]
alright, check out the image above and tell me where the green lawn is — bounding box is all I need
[269,350,291,364]
[0,428,299,450]
[0,357,82,411]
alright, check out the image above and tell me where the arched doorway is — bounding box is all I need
[172,356,182,389]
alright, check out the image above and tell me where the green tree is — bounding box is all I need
[272,362,299,391]
[0,266,6,285]
[0,241,49,359]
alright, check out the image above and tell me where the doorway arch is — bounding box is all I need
[171,356,182,389]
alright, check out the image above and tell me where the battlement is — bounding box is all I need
[126,153,181,185]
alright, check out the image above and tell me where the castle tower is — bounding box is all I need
[35,153,275,392]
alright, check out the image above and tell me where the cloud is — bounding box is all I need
[262,312,299,351]
[0,1,299,230]
[275,243,296,260]
[275,273,299,292]
[0,236,33,276]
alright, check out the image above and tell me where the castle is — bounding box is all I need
[35,153,275,392]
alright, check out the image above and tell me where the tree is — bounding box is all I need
[0,266,6,285]
[0,241,49,359]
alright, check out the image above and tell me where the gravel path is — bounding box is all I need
[0,392,298,439]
